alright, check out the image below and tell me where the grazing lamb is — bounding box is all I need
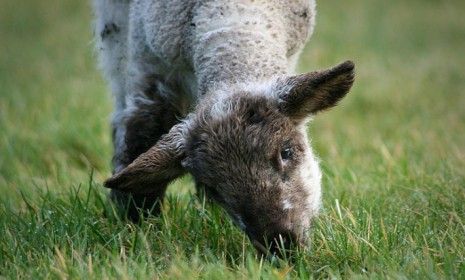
[93,0,355,256]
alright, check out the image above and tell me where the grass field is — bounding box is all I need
[1,0,464,278]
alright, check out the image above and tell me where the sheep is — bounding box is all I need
[93,0,355,256]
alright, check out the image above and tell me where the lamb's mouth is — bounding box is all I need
[251,238,291,260]
[250,232,305,259]
[251,239,271,257]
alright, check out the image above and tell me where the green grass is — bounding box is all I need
[1,0,464,278]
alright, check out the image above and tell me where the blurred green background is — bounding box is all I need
[0,0,464,278]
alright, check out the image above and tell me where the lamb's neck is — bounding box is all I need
[192,28,289,95]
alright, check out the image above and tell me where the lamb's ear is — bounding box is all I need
[104,122,189,194]
[277,60,355,121]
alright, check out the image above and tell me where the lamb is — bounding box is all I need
[93,0,355,256]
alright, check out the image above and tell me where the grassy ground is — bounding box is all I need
[1,0,464,278]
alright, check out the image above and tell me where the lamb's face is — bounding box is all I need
[104,61,354,257]
[183,93,322,255]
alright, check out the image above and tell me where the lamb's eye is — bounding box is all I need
[280,148,293,160]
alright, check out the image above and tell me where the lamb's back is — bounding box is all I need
[134,0,315,68]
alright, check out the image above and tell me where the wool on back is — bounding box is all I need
[130,0,316,96]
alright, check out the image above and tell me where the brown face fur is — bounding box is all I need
[104,61,355,256]
[183,94,312,253]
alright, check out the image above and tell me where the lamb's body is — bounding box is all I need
[95,0,315,169]
[94,0,354,256]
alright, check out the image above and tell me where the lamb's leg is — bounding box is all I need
[93,0,129,111]
[93,0,131,171]
[93,0,170,221]
[111,91,183,222]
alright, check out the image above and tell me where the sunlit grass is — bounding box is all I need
[1,0,464,278]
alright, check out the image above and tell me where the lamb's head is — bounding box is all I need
[105,61,355,257]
